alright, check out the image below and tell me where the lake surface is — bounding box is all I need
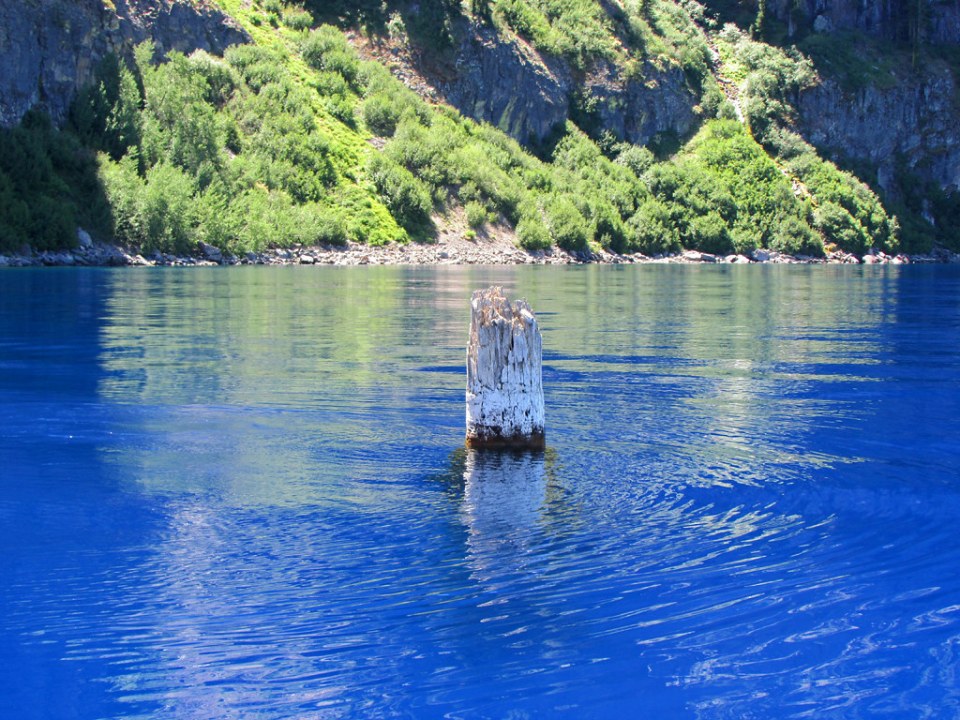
[2,265,960,719]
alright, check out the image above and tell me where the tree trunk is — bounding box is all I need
[465,286,545,450]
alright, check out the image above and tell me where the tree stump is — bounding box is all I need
[465,287,545,450]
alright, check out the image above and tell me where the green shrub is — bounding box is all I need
[497,0,554,48]
[311,207,349,245]
[465,200,489,228]
[29,195,78,251]
[99,153,145,245]
[813,201,868,254]
[224,44,285,91]
[362,94,402,137]
[69,53,142,159]
[0,112,109,251]
[686,211,733,255]
[139,163,198,253]
[187,50,239,107]
[627,198,681,255]
[230,185,299,251]
[588,200,627,251]
[731,226,761,255]
[615,144,655,178]
[368,153,433,233]
[787,152,898,253]
[496,0,618,68]
[193,184,239,250]
[544,194,590,251]
[516,213,552,250]
[387,115,460,188]
[771,214,823,256]
[301,26,360,86]
[282,5,314,30]
[449,143,524,220]
[734,38,815,141]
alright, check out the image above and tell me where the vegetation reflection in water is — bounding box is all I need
[2,265,959,718]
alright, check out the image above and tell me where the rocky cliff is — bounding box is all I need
[795,62,960,194]
[0,0,248,128]
[389,18,701,147]
[768,0,960,44]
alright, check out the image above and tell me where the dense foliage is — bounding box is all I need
[0,105,123,254]
[716,25,900,254]
[0,0,940,256]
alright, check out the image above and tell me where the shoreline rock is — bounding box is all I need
[0,238,953,269]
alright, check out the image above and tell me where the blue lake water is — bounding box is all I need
[1,265,960,718]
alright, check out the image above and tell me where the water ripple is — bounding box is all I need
[3,266,960,718]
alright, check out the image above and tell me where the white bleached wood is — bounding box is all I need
[465,286,545,449]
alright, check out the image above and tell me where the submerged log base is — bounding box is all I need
[466,286,545,451]
[465,429,546,451]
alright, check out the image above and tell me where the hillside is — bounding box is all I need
[0,0,957,259]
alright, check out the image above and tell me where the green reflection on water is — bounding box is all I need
[90,265,902,504]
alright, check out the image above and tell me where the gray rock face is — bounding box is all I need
[199,241,222,262]
[440,25,570,143]
[431,22,700,146]
[584,59,699,146]
[795,66,960,192]
[768,0,960,44]
[0,0,249,128]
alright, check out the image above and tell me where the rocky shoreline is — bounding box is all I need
[1,234,957,268]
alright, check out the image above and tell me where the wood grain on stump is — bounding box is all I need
[466,286,545,450]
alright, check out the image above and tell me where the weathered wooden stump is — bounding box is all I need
[465,286,545,450]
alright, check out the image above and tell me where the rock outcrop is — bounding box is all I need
[0,0,249,128]
[581,58,700,146]
[440,24,570,143]
[407,19,700,146]
[795,63,960,193]
[767,0,960,45]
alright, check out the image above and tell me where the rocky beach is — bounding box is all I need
[1,219,950,269]
[0,233,948,268]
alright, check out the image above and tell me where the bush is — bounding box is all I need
[311,207,349,245]
[301,26,360,86]
[814,201,868,254]
[686,211,733,255]
[29,195,78,251]
[627,199,681,255]
[187,50,239,107]
[193,184,239,250]
[771,215,823,256]
[362,94,402,137]
[282,5,314,30]
[69,54,142,159]
[731,226,761,255]
[99,153,145,245]
[139,163,198,253]
[788,152,898,253]
[590,200,628,252]
[368,153,433,233]
[460,145,524,217]
[0,112,111,251]
[516,213,552,250]
[615,144,655,178]
[496,0,617,67]
[465,200,489,228]
[224,44,285,91]
[544,195,590,251]
[735,39,815,140]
